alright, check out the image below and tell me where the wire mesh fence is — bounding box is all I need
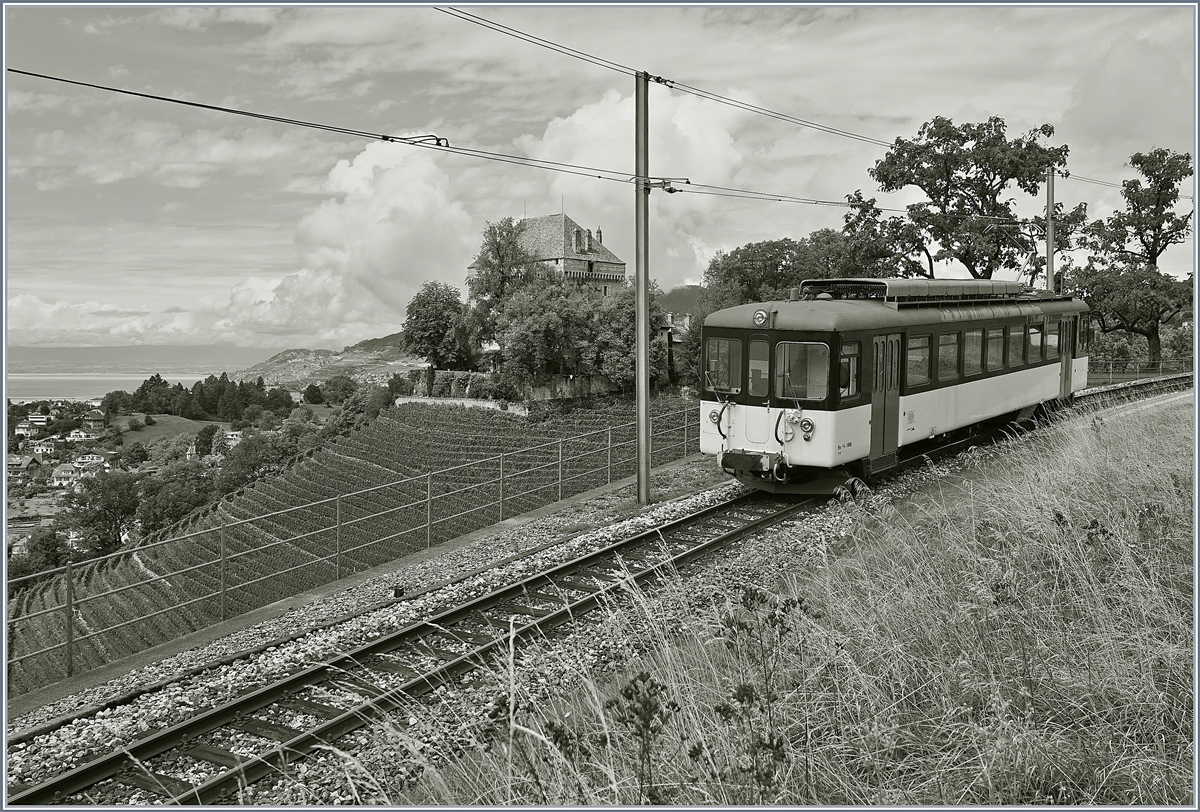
[6,407,700,695]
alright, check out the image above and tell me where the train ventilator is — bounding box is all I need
[699,278,1091,494]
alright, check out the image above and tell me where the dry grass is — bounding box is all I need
[319,396,1195,805]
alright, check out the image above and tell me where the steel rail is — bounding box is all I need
[9,490,807,805]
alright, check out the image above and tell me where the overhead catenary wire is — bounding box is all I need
[438,6,891,148]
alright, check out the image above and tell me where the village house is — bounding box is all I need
[50,463,79,488]
[30,441,57,457]
[6,455,41,480]
[66,429,101,443]
[26,413,51,427]
[81,409,107,433]
[14,421,37,439]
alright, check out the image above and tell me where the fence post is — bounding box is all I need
[607,427,612,485]
[558,439,563,501]
[335,494,342,580]
[426,472,433,549]
[499,453,505,522]
[64,559,74,677]
[220,524,227,621]
[683,411,688,458]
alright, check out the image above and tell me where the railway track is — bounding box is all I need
[8,490,820,805]
[9,373,1191,805]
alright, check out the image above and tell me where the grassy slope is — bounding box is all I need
[396,395,1194,805]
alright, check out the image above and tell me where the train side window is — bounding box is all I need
[938,333,960,382]
[964,329,983,375]
[1028,324,1043,362]
[839,342,860,399]
[906,334,931,386]
[1046,322,1060,359]
[986,327,1005,371]
[1008,324,1025,367]
[1079,315,1090,353]
[748,341,769,398]
[705,338,743,394]
[775,342,830,401]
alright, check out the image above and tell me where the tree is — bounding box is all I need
[322,375,358,405]
[466,217,543,344]
[214,433,292,495]
[61,470,141,557]
[1070,149,1193,369]
[137,460,214,535]
[404,280,473,368]
[303,382,324,404]
[594,283,671,392]
[7,527,69,584]
[194,424,220,457]
[125,416,144,432]
[265,387,294,414]
[864,116,1083,279]
[497,278,597,383]
[122,441,149,467]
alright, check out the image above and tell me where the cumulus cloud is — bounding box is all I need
[15,115,341,189]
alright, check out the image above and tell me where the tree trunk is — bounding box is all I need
[1147,322,1162,372]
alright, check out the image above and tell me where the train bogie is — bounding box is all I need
[699,278,1091,494]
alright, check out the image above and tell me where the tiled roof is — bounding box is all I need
[519,213,625,267]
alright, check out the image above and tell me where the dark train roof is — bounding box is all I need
[705,278,1088,332]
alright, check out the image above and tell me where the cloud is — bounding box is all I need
[6,90,67,113]
[1060,34,1194,157]
[15,114,342,189]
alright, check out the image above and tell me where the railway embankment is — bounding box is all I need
[6,392,1192,805]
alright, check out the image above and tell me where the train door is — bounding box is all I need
[744,336,772,443]
[870,333,901,472]
[1059,317,1075,399]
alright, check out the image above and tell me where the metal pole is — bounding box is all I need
[335,495,341,580]
[683,410,688,457]
[557,439,563,501]
[607,427,612,484]
[426,473,433,549]
[499,453,505,522]
[635,69,651,505]
[64,559,73,677]
[219,524,227,621]
[1045,166,1055,292]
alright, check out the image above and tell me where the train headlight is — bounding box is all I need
[752,309,769,327]
[799,417,815,434]
[709,409,721,424]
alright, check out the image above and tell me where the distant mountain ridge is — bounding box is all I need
[234,340,424,388]
[7,345,275,375]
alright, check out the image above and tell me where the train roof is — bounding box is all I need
[705,278,1088,332]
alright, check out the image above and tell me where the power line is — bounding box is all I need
[6,68,448,148]
[439,7,891,148]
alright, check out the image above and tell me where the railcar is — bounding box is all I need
[699,278,1091,493]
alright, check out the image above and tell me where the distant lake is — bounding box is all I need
[5,373,207,404]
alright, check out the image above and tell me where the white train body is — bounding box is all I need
[699,278,1091,493]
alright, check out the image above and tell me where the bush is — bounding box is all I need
[431,370,455,398]
[451,371,472,398]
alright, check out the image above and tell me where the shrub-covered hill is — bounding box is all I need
[7,396,697,696]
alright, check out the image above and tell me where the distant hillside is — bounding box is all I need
[7,345,274,375]
[659,284,703,315]
[234,343,425,389]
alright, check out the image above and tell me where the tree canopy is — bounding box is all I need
[853,116,1083,280]
[1068,149,1193,367]
[466,217,543,345]
[404,280,471,369]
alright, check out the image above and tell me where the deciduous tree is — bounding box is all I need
[466,217,543,344]
[865,116,1083,279]
[1069,149,1193,369]
[62,470,141,557]
[404,280,473,368]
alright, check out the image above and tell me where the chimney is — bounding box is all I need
[587,229,593,252]
[597,226,603,244]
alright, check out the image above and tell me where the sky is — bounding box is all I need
[4,4,1196,350]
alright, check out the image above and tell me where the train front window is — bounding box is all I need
[705,338,743,394]
[775,342,830,401]
[748,341,770,398]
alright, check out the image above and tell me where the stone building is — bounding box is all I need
[516,213,628,296]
